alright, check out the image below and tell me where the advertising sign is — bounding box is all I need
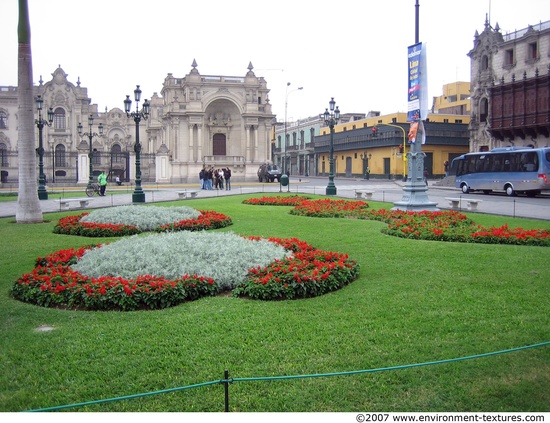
[407,42,428,122]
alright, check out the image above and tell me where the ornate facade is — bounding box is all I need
[0,61,274,185]
[468,18,550,152]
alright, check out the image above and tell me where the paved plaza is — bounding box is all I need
[1,178,548,220]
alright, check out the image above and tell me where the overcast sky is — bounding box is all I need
[2,0,548,122]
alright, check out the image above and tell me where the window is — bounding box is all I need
[528,42,538,60]
[53,108,66,130]
[55,144,66,167]
[481,55,489,71]
[111,144,123,163]
[504,49,514,66]
[0,142,7,166]
[479,98,488,123]
[0,111,7,129]
[92,148,101,165]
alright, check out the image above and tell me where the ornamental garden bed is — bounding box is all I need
[244,196,550,246]
[11,234,359,310]
[53,205,232,237]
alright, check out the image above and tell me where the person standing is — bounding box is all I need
[224,167,232,190]
[98,170,107,196]
[199,168,205,189]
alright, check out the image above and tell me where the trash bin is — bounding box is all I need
[280,174,289,187]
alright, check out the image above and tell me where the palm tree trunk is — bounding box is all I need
[16,0,42,223]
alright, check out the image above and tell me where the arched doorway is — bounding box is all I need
[213,133,226,156]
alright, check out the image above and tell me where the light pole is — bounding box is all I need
[283,82,303,176]
[360,151,371,179]
[375,122,407,180]
[321,97,340,196]
[124,85,150,203]
[78,114,104,190]
[35,95,54,200]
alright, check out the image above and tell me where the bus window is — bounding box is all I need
[491,156,502,172]
[475,157,484,172]
[482,156,492,172]
[522,152,537,171]
[467,156,476,174]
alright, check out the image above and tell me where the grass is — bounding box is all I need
[1,194,549,412]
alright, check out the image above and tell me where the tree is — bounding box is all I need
[16,0,42,223]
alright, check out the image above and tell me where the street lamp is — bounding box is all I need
[35,95,54,200]
[283,82,303,176]
[360,151,370,179]
[78,114,104,190]
[375,123,407,180]
[320,97,340,196]
[124,85,150,203]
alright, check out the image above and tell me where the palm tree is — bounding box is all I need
[16,0,42,223]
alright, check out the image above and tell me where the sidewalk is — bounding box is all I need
[1,179,549,220]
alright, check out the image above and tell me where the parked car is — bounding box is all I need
[257,164,282,182]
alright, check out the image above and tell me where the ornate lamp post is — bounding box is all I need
[78,114,103,190]
[360,151,371,179]
[321,97,340,196]
[35,95,54,200]
[124,85,150,203]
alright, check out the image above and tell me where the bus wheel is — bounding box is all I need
[505,184,516,197]
[461,183,470,194]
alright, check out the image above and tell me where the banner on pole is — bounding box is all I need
[407,42,428,122]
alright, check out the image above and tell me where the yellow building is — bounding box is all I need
[432,81,471,115]
[317,110,470,179]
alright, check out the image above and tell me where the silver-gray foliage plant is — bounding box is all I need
[72,231,291,291]
[80,205,201,231]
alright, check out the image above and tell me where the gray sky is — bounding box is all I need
[2,0,548,121]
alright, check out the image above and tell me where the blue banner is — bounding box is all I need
[407,42,428,122]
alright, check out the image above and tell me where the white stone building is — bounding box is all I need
[0,61,274,185]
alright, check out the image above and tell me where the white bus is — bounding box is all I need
[452,147,550,197]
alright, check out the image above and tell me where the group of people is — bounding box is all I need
[96,167,234,195]
[200,167,231,190]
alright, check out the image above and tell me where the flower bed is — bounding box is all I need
[11,245,217,311]
[54,209,232,237]
[11,236,360,310]
[234,237,359,300]
[243,195,311,206]
[248,196,550,247]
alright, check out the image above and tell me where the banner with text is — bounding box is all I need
[407,42,428,122]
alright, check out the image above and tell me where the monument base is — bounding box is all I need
[392,182,439,212]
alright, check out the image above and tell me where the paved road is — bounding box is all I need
[1,177,548,220]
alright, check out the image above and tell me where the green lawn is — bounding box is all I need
[1,194,549,412]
